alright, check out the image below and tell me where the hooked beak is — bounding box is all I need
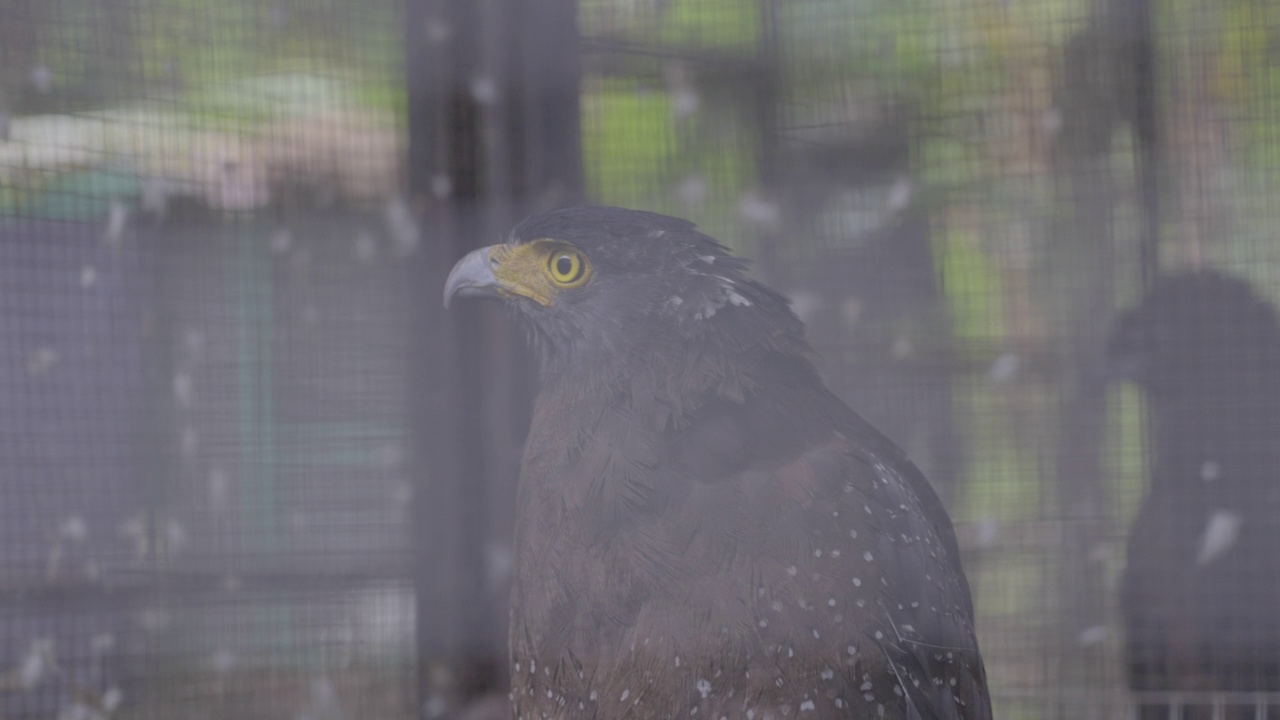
[443,246,499,309]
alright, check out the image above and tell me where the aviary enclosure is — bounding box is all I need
[2,0,1279,718]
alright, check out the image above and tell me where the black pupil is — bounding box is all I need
[556,255,574,277]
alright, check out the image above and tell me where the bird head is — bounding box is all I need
[444,206,804,380]
[1105,270,1280,407]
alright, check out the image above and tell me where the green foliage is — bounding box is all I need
[578,0,761,248]
[952,373,1048,719]
[1217,1,1280,175]
[27,0,401,120]
[1104,385,1148,538]
[579,0,758,51]
[188,73,359,125]
[658,0,759,49]
[583,79,755,246]
[583,84,678,205]
[938,225,1006,341]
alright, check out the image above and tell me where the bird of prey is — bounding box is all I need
[1108,270,1280,719]
[444,206,990,720]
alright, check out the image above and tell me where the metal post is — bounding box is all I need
[404,0,583,713]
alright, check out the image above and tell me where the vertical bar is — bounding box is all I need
[485,0,584,684]
[405,0,492,713]
[1129,0,1160,291]
[406,0,583,711]
[513,0,584,206]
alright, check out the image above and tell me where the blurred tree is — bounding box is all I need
[1045,0,1158,716]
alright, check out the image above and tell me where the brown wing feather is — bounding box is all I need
[509,355,989,720]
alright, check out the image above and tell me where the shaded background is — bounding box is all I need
[2,0,1278,718]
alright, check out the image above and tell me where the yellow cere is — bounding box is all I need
[489,239,592,306]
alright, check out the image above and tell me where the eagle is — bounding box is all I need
[1108,270,1280,719]
[444,206,990,720]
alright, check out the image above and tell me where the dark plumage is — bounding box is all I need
[1108,271,1280,715]
[445,206,990,720]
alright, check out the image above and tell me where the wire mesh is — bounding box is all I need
[574,1,1280,719]
[3,1,1280,719]
[1,1,414,719]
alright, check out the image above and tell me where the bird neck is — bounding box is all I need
[540,338,756,420]
[540,327,819,450]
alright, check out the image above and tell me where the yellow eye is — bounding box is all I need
[546,248,589,287]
